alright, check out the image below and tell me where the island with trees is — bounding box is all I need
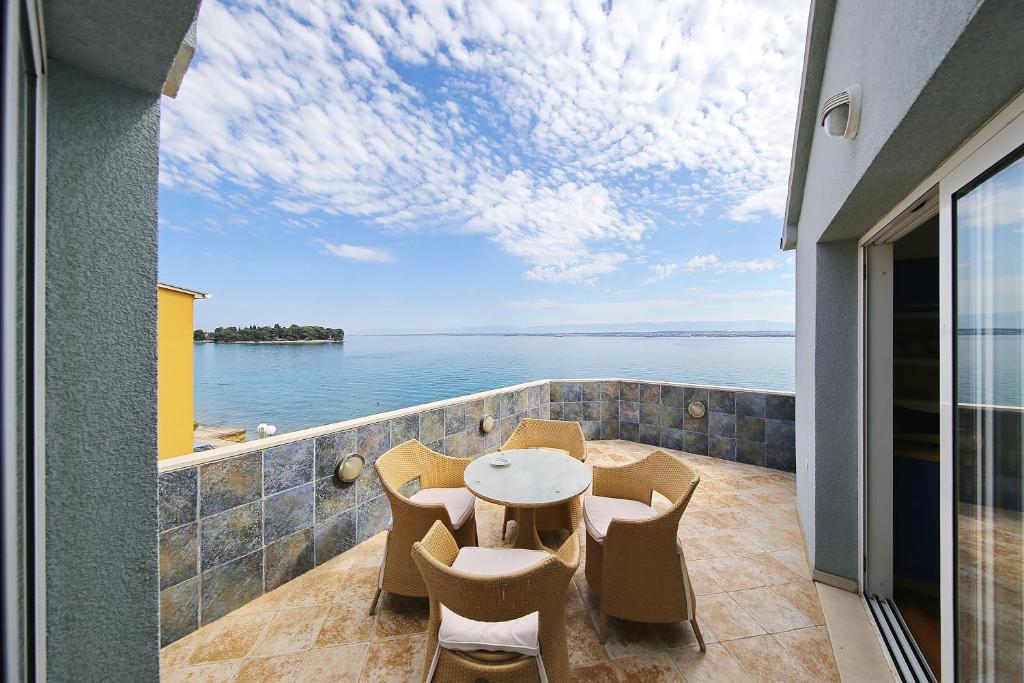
[194,324,345,343]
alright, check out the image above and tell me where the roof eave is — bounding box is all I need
[159,282,210,299]
[780,0,837,251]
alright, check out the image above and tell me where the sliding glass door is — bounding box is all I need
[952,146,1023,680]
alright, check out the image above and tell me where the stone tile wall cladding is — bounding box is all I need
[157,378,794,646]
[549,380,795,471]
[157,382,550,646]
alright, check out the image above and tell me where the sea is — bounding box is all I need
[194,334,796,436]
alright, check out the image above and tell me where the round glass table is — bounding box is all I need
[464,448,591,550]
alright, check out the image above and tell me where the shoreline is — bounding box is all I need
[195,339,343,345]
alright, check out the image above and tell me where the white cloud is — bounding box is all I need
[319,241,394,263]
[646,253,781,282]
[162,0,808,282]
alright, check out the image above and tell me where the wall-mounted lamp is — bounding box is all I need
[480,414,495,434]
[820,84,861,140]
[336,453,365,483]
[687,401,706,419]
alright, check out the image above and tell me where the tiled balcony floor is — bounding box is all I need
[160,440,840,682]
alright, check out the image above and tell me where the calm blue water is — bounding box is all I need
[194,335,795,435]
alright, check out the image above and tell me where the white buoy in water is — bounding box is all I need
[257,423,277,438]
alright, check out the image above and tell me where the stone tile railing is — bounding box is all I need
[549,380,796,471]
[157,378,793,645]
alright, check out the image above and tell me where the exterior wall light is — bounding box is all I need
[480,414,495,433]
[687,401,706,419]
[820,84,861,139]
[336,453,365,483]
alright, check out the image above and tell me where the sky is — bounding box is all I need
[159,0,808,333]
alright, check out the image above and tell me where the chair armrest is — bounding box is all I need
[417,520,460,567]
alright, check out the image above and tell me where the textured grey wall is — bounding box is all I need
[791,0,1024,582]
[45,62,161,681]
[794,245,816,567]
[795,0,1023,245]
[812,241,859,579]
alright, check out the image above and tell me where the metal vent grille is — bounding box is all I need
[866,596,936,683]
[819,90,852,125]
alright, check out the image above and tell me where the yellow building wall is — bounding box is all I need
[158,287,196,459]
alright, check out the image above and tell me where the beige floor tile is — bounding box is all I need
[607,652,682,681]
[569,661,619,681]
[649,619,716,650]
[234,582,297,615]
[573,574,601,614]
[566,610,608,668]
[602,617,668,660]
[774,582,825,625]
[724,634,817,683]
[373,594,429,638]
[692,593,765,642]
[188,613,273,664]
[774,626,841,682]
[233,651,307,682]
[729,586,816,633]
[360,634,427,682]
[565,580,586,612]
[250,606,326,657]
[284,570,347,607]
[161,630,203,671]
[767,549,810,580]
[346,566,384,600]
[314,595,377,647]
[317,546,358,573]
[351,533,388,569]
[164,660,242,683]
[295,642,368,682]
[687,560,725,595]
[692,556,768,592]
[746,552,806,586]
[669,642,752,683]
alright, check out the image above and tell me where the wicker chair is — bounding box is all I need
[371,439,478,614]
[582,450,705,650]
[498,419,587,539]
[412,518,580,683]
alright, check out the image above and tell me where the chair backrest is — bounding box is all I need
[375,439,429,495]
[597,450,699,556]
[412,521,579,625]
[500,418,587,461]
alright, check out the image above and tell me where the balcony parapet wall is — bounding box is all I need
[157,378,795,646]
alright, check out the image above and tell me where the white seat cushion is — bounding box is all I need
[583,494,658,543]
[438,546,549,656]
[410,487,476,529]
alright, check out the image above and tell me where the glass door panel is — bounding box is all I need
[954,147,1024,680]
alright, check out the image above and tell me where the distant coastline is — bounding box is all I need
[371,330,794,339]
[195,339,343,345]
[194,324,344,344]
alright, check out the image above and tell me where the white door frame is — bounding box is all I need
[936,106,1024,683]
[858,94,1024,682]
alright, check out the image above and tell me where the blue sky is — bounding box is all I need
[159,0,807,333]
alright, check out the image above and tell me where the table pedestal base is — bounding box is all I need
[511,508,545,550]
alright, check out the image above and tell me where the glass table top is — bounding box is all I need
[464,448,591,508]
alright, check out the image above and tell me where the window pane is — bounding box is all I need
[955,149,1024,680]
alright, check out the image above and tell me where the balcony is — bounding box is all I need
[155,380,853,681]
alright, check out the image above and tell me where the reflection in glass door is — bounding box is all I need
[954,147,1023,680]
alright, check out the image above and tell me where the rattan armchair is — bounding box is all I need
[372,439,478,614]
[412,519,580,682]
[499,419,586,539]
[582,450,705,650]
